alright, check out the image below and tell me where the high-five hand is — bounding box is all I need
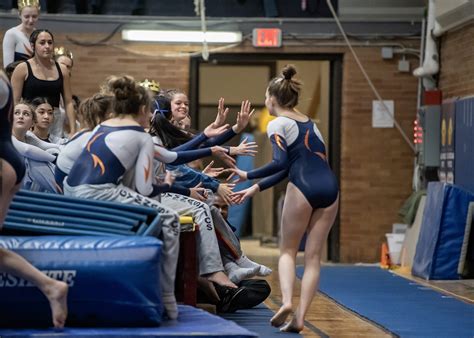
[213,97,230,128]
[217,183,236,205]
[231,137,258,156]
[190,182,208,201]
[204,123,229,138]
[234,100,255,133]
[203,160,225,178]
[231,184,260,204]
[225,167,248,184]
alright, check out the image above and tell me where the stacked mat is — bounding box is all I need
[4,190,161,237]
[0,235,164,327]
[412,182,474,280]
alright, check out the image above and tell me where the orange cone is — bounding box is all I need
[380,242,391,269]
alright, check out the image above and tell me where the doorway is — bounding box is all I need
[189,53,342,262]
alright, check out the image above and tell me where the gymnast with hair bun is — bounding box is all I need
[63,75,207,320]
[230,64,339,333]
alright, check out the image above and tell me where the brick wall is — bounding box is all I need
[58,34,191,100]
[1,30,420,262]
[340,48,417,262]
[439,21,474,99]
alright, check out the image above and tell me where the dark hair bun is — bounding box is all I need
[282,64,297,80]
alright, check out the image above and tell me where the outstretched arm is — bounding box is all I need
[228,133,288,183]
[171,123,229,152]
[257,169,288,191]
[231,169,288,204]
[247,133,288,179]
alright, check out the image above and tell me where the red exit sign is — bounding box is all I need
[252,28,282,48]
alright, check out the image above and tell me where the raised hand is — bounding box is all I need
[189,182,208,202]
[204,123,229,138]
[210,145,229,158]
[213,97,230,128]
[225,167,248,184]
[231,184,260,204]
[231,137,258,156]
[234,100,255,133]
[203,160,225,178]
[217,183,236,205]
[215,152,237,169]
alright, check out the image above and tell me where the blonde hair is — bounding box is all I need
[79,94,112,129]
[15,99,36,122]
[54,46,73,64]
[17,0,40,12]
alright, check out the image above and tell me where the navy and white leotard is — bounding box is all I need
[66,125,182,198]
[0,76,25,184]
[248,116,338,209]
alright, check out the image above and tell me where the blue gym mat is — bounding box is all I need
[296,265,474,337]
[222,304,301,337]
[0,305,257,337]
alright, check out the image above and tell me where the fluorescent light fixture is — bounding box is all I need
[122,29,242,43]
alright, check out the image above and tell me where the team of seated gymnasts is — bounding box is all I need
[10,74,272,320]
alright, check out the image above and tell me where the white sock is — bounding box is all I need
[162,293,178,320]
[224,262,259,284]
[236,255,272,276]
[258,265,272,276]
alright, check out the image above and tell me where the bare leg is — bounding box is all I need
[0,248,69,328]
[1,159,68,328]
[271,183,312,327]
[281,195,339,333]
[0,159,19,225]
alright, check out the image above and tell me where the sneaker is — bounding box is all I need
[213,283,248,313]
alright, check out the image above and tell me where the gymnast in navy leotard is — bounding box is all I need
[248,116,338,209]
[231,65,339,333]
[0,72,25,186]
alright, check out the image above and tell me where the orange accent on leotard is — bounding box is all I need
[144,157,151,181]
[86,132,105,152]
[91,153,105,175]
[274,134,286,151]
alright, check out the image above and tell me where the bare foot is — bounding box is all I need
[45,280,68,328]
[280,317,304,333]
[207,271,237,288]
[270,304,292,327]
